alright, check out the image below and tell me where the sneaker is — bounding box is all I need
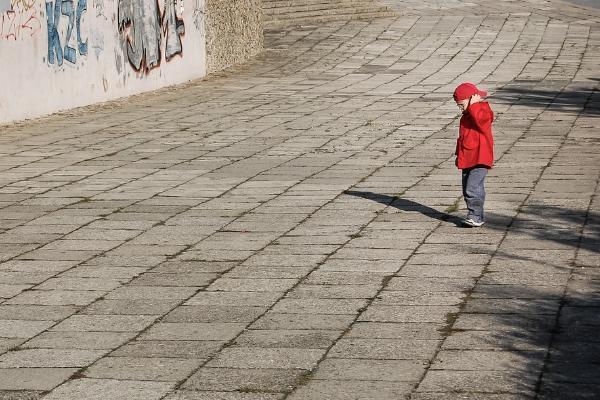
[462,218,484,227]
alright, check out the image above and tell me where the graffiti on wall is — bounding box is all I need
[118,0,184,72]
[192,0,204,33]
[87,0,105,58]
[1,0,42,41]
[164,0,184,59]
[46,0,88,65]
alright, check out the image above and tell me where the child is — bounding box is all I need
[453,82,494,227]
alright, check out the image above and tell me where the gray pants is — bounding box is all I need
[462,166,488,223]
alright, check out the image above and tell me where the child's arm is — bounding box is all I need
[465,102,492,132]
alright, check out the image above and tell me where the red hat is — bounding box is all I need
[453,82,488,101]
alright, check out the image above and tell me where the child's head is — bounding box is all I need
[453,83,487,111]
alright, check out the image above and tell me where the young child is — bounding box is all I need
[453,82,494,227]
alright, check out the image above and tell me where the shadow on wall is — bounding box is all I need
[491,81,600,116]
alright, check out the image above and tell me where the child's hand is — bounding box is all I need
[456,94,482,112]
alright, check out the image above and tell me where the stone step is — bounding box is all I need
[264,10,398,29]
[263,0,358,6]
[262,0,397,29]
[265,4,393,20]
[265,3,362,16]
[263,0,386,9]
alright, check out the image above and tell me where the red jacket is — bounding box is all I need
[456,101,494,169]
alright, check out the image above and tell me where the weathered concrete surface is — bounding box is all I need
[0,0,599,398]
[206,0,264,73]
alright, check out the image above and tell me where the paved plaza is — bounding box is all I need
[1,0,600,398]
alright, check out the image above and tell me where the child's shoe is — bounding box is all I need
[462,218,484,227]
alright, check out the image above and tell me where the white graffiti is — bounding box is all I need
[117,0,161,70]
[164,0,184,60]
[117,0,184,72]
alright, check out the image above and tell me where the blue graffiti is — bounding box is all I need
[61,1,76,63]
[46,1,62,65]
[46,0,87,66]
[76,0,87,56]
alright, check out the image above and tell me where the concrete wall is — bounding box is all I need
[205,0,263,73]
[0,0,263,124]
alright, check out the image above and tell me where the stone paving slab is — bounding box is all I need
[0,0,599,398]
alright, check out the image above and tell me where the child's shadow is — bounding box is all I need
[343,190,462,226]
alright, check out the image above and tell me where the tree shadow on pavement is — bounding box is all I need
[442,202,599,397]
[491,84,600,116]
[343,190,463,226]
[448,271,600,398]
[486,205,600,254]
[344,190,600,396]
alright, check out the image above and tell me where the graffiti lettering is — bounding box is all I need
[118,0,184,72]
[46,0,88,65]
[46,1,62,63]
[164,0,184,60]
[1,0,41,41]
[12,0,36,11]
[0,11,17,40]
[76,0,87,55]
[118,0,161,71]
[60,0,76,63]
